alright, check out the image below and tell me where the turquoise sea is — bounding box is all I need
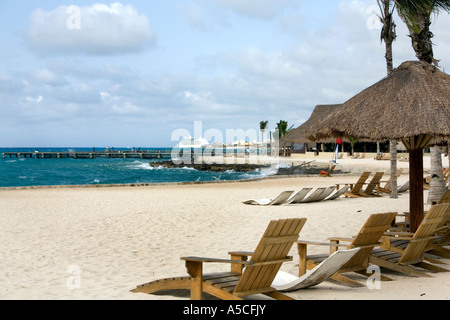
[0,147,268,188]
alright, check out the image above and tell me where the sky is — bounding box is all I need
[0,0,449,148]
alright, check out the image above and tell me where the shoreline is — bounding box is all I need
[1,154,439,191]
[1,158,448,300]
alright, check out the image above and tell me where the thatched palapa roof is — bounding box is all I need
[282,104,342,144]
[306,61,450,144]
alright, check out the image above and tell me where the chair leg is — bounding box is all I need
[427,245,450,259]
[186,261,203,300]
[264,290,295,300]
[415,261,449,273]
[330,273,365,287]
[369,256,432,278]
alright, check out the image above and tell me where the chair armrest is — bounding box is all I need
[181,256,251,265]
[381,233,414,241]
[297,239,349,247]
[327,237,354,242]
[228,251,253,257]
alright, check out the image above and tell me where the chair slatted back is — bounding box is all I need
[342,212,396,271]
[399,203,450,265]
[382,169,403,190]
[233,218,306,296]
[350,172,371,193]
[363,172,384,195]
[439,189,450,204]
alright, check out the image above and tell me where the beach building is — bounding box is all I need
[283,104,390,158]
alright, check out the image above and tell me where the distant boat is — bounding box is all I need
[178,137,209,149]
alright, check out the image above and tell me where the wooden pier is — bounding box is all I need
[2,150,172,160]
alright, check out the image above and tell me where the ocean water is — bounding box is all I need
[0,147,268,188]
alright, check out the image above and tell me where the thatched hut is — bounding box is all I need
[283,105,341,143]
[283,104,379,154]
[282,105,343,154]
[307,61,450,231]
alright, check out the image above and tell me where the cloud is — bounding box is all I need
[214,0,296,20]
[26,2,156,56]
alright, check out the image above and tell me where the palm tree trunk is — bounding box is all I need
[395,0,448,206]
[380,0,398,198]
[428,146,446,203]
[390,140,398,198]
[408,16,436,65]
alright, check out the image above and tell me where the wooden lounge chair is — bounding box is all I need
[324,185,350,201]
[243,190,294,206]
[338,171,370,197]
[297,212,397,287]
[370,203,450,277]
[428,225,450,258]
[345,172,383,198]
[379,169,404,194]
[286,188,312,204]
[438,189,450,204]
[320,164,336,177]
[389,202,450,260]
[272,248,360,291]
[396,181,410,193]
[298,187,328,203]
[314,186,336,201]
[393,189,450,229]
[131,218,307,300]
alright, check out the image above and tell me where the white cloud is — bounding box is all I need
[26,2,156,56]
[29,68,66,86]
[214,0,296,20]
[25,95,44,103]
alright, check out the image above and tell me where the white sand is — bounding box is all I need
[0,158,449,300]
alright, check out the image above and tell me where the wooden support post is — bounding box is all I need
[185,261,203,300]
[409,147,424,233]
[297,243,307,276]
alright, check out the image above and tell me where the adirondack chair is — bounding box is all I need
[380,169,409,194]
[316,186,337,201]
[371,203,450,277]
[286,188,312,204]
[439,189,450,204]
[297,212,397,287]
[394,189,450,229]
[324,185,350,201]
[272,248,360,292]
[320,164,336,177]
[344,171,384,198]
[131,218,307,300]
[338,171,371,197]
[297,187,326,203]
[242,190,294,206]
[428,226,450,258]
[388,202,450,260]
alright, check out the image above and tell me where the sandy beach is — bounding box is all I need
[0,157,449,301]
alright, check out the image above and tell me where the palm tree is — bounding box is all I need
[276,120,294,156]
[259,121,268,144]
[348,137,360,157]
[379,0,397,74]
[378,0,400,198]
[276,120,294,139]
[394,0,450,66]
[394,0,450,203]
[259,120,268,156]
